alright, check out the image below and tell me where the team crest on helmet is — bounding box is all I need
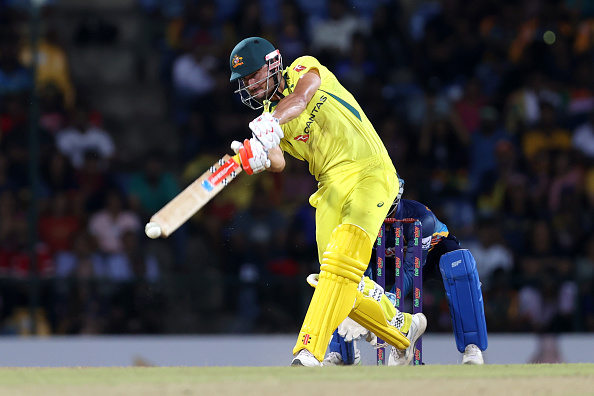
[293,65,306,72]
[232,54,244,69]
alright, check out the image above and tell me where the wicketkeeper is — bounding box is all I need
[324,177,488,365]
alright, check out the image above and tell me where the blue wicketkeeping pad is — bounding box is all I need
[328,330,355,365]
[439,249,488,353]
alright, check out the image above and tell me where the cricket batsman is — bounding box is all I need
[228,37,426,366]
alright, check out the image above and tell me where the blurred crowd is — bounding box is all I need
[0,0,593,337]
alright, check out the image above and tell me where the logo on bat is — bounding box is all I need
[201,180,214,192]
[202,157,240,193]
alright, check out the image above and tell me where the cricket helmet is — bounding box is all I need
[387,174,405,217]
[229,37,283,109]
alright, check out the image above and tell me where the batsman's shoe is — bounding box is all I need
[322,349,362,366]
[291,349,322,367]
[462,344,484,365]
[388,313,427,366]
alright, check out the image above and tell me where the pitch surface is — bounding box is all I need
[0,364,592,396]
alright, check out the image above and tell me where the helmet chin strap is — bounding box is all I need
[272,73,285,99]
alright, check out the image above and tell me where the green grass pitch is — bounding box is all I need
[0,364,592,396]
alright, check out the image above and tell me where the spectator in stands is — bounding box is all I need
[462,217,514,291]
[171,41,217,126]
[20,27,76,109]
[334,32,377,97]
[40,149,79,197]
[127,149,179,219]
[577,234,594,283]
[418,112,469,195]
[230,1,266,42]
[518,266,578,333]
[38,85,68,135]
[548,150,585,213]
[0,189,26,276]
[562,58,594,122]
[525,149,553,214]
[483,268,518,333]
[454,78,487,136]
[504,72,560,134]
[0,153,16,195]
[276,0,308,63]
[75,150,118,213]
[519,220,564,285]
[521,101,572,162]
[367,1,408,73]
[38,191,82,255]
[0,94,27,138]
[55,104,115,170]
[406,86,452,129]
[0,33,32,97]
[550,187,587,256]
[499,174,535,252]
[468,106,514,195]
[196,70,253,155]
[88,188,141,255]
[2,122,53,192]
[54,231,105,279]
[178,0,225,51]
[227,182,288,332]
[572,109,594,159]
[53,231,108,334]
[309,0,369,63]
[127,149,188,269]
[105,230,160,283]
[575,234,594,331]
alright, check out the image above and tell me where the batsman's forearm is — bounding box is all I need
[272,95,308,124]
[272,70,321,124]
[267,146,285,172]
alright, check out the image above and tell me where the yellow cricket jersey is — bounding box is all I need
[271,56,390,180]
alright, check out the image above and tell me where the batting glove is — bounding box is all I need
[231,138,270,175]
[249,113,283,150]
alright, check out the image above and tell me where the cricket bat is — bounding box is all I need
[145,154,242,239]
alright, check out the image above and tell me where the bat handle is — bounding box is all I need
[263,99,272,114]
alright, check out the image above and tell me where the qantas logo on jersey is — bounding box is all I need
[303,95,327,134]
[294,134,309,142]
[293,65,307,72]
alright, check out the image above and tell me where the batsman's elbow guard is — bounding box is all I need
[439,249,488,352]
